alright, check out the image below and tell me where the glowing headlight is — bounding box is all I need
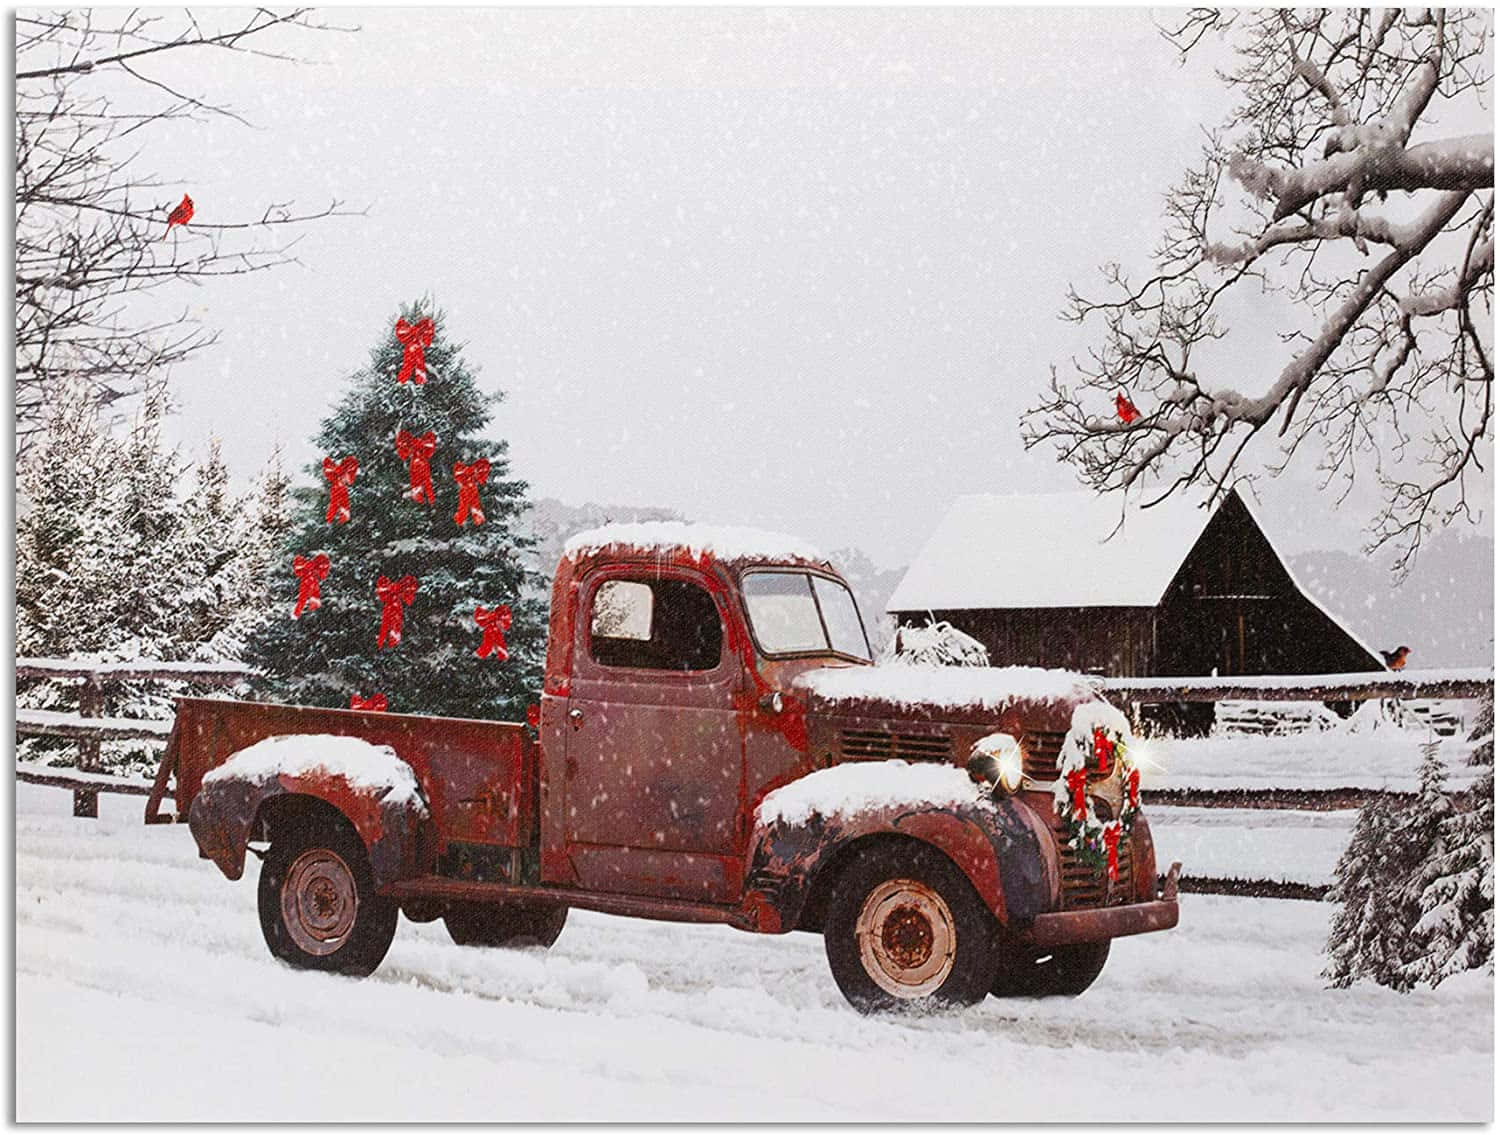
[968,732,1026,795]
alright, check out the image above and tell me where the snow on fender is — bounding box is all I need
[745,760,1052,933]
[188,734,429,889]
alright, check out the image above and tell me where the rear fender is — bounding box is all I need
[187,769,429,889]
[743,795,1049,934]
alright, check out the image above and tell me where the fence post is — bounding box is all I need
[73,673,102,819]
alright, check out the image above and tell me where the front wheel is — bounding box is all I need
[824,842,1001,1014]
[990,941,1110,998]
[257,822,398,976]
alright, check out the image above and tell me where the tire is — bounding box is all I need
[257,820,399,976]
[443,902,568,949]
[990,941,1110,998]
[824,841,1001,1014]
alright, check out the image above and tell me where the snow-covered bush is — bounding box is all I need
[890,618,989,668]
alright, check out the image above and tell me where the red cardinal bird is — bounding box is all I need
[163,194,194,239]
[1115,391,1141,424]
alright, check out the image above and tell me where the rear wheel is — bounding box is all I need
[990,941,1110,998]
[257,821,398,976]
[824,842,1000,1014]
[443,902,568,949]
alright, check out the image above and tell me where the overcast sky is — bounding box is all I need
[128,7,1491,571]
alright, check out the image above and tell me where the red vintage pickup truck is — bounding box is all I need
[150,522,1179,1013]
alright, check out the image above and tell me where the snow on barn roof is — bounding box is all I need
[887,491,1213,611]
[563,521,827,565]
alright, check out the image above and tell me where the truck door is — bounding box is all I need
[563,568,745,903]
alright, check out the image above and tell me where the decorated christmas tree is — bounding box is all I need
[244,302,545,720]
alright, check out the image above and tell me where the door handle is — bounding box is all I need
[568,708,583,730]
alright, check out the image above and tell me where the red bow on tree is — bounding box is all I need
[1065,767,1089,823]
[394,317,434,385]
[394,429,437,505]
[1127,766,1140,810]
[1115,391,1141,424]
[1093,727,1115,774]
[291,553,330,618]
[375,574,419,649]
[474,603,513,660]
[164,193,194,239]
[1103,822,1123,882]
[322,456,359,524]
[350,693,388,712]
[453,458,491,527]
[526,704,541,730]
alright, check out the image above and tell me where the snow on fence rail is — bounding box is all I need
[15,658,254,818]
[1100,667,1492,704]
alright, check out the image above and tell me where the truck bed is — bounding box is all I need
[149,697,537,852]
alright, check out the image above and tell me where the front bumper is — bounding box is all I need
[1019,861,1181,948]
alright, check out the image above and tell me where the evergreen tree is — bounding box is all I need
[1409,694,1495,985]
[243,303,545,720]
[1325,744,1454,991]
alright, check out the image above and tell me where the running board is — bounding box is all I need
[382,875,755,929]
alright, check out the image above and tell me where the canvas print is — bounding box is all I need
[14,6,1494,1122]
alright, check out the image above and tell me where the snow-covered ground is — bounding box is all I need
[16,783,1491,1122]
[1140,729,1481,793]
[1150,806,1353,886]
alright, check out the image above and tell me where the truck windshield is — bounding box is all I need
[741,571,872,661]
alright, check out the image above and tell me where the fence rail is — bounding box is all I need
[1101,667,1492,704]
[16,658,254,817]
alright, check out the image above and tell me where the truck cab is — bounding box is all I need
[166,521,1179,1013]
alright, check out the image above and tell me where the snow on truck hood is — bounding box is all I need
[202,734,426,810]
[794,664,1101,713]
[563,521,826,565]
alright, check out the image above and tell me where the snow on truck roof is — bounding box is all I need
[563,521,827,565]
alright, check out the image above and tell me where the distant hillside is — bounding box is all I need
[1288,530,1493,668]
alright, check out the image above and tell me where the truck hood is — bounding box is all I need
[792,663,1101,729]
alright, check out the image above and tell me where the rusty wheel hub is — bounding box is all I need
[281,847,359,956]
[856,878,957,999]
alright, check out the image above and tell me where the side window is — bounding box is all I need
[589,578,723,672]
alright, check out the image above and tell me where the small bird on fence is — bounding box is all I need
[1381,645,1411,671]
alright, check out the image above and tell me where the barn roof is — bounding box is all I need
[887,490,1214,611]
[889,489,1376,643]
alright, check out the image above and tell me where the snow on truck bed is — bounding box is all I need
[563,521,825,564]
[795,664,1099,710]
[15,783,1492,1122]
[203,734,426,809]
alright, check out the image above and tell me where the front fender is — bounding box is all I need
[187,769,429,890]
[743,794,1049,934]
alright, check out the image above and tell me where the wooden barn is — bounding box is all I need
[887,488,1384,679]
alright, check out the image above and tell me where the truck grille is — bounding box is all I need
[1048,811,1136,911]
[1021,731,1066,781]
[839,729,953,763]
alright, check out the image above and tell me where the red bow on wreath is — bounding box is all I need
[322,456,359,524]
[474,603,512,660]
[1127,766,1140,810]
[453,458,490,527]
[394,429,437,506]
[350,693,388,712]
[375,574,419,649]
[394,317,434,385]
[291,553,330,618]
[1093,727,1115,774]
[1065,767,1089,823]
[1103,822,1123,883]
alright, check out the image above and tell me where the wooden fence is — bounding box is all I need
[16,658,254,818]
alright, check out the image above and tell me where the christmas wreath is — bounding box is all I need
[1049,702,1141,880]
